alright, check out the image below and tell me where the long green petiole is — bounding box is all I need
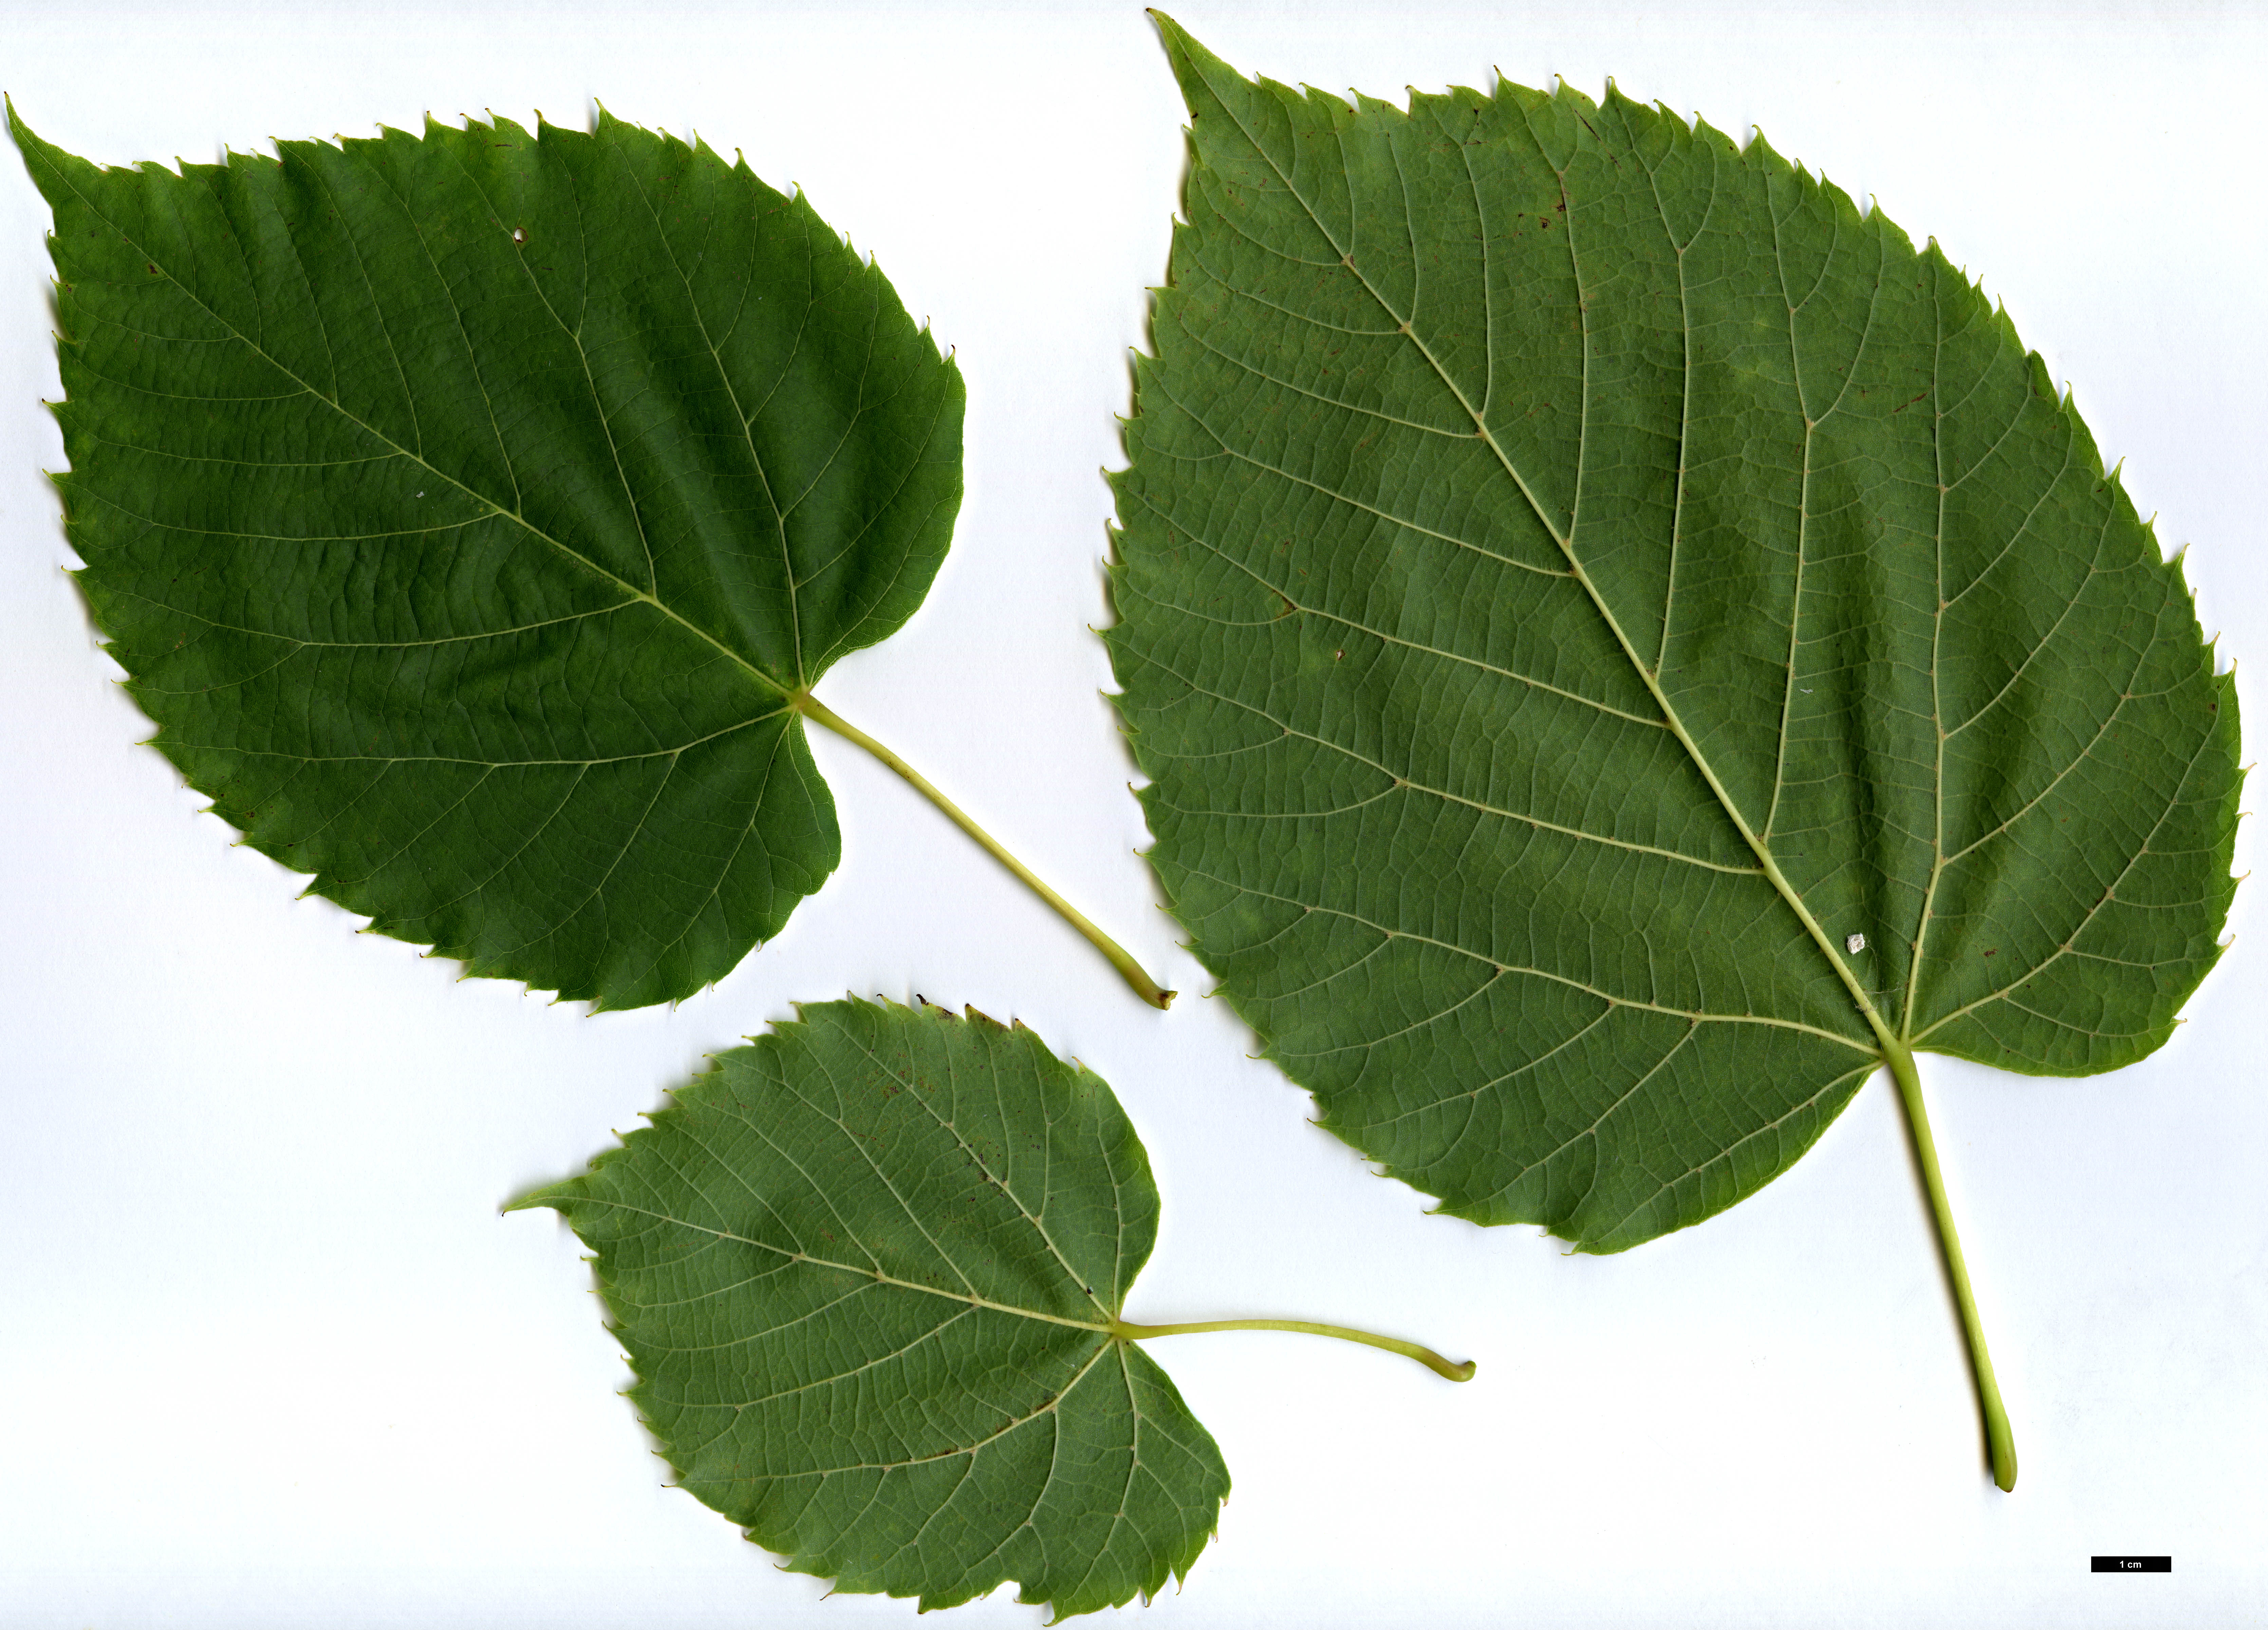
[1882,1039,2018,1491]
[1111,1316,1476,1383]
[791,691,1175,1010]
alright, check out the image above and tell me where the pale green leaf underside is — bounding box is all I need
[13,107,962,1009]
[1109,23,2241,1251]
[513,997,1229,1618]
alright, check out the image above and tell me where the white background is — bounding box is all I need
[4,2,2264,1625]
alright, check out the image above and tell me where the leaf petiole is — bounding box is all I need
[1110,1316,1476,1383]
[790,691,1176,1010]
[1882,1039,2018,1491]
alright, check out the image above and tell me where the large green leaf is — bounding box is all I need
[13,107,960,1010]
[511,997,1232,1618]
[1109,23,2240,1253]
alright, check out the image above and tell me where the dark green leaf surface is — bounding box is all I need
[1108,21,2241,1251]
[513,997,1229,1618]
[13,107,961,1009]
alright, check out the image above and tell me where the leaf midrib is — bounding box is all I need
[38,142,802,716]
[560,1195,1115,1335]
[1192,78,1897,1058]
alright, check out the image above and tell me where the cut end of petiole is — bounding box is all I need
[1989,1414,2018,1493]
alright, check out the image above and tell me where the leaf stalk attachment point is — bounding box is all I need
[791,691,1176,1009]
[1882,1039,2018,1492]
[1110,1316,1476,1383]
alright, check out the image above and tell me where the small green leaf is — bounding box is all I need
[516,994,1474,1613]
[513,997,1227,1617]
[13,107,960,1010]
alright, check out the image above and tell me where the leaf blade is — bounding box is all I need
[515,998,1230,1618]
[15,107,963,1008]
[1110,21,2241,1250]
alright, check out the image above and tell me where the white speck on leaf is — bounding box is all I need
[1846,933,1867,954]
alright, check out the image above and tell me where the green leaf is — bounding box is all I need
[513,994,1474,1613]
[511,996,1228,1618]
[12,106,961,1010]
[1113,15,2239,1240]
[1108,20,2240,1483]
